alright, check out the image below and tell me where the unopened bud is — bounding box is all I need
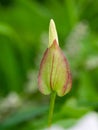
[38,19,72,96]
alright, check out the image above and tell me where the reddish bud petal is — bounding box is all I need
[38,40,72,96]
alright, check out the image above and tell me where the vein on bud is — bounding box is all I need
[49,19,59,48]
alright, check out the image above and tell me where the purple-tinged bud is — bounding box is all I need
[38,19,72,96]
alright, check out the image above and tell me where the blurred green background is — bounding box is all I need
[0,0,98,129]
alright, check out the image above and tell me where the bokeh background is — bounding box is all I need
[0,0,98,129]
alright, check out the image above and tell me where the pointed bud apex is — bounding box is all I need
[49,19,59,47]
[38,19,72,97]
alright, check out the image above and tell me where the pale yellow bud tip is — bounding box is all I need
[48,19,59,47]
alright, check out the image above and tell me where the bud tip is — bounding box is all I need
[49,19,59,47]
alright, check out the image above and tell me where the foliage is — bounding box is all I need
[0,0,98,129]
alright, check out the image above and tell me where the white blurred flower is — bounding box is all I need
[24,70,38,94]
[40,32,48,48]
[69,112,98,130]
[85,55,98,70]
[44,112,98,130]
[35,32,48,68]
[44,125,65,130]
[0,92,21,112]
[65,22,88,58]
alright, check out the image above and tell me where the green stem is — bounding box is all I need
[48,92,56,128]
[65,0,78,28]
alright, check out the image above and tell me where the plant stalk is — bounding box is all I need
[48,92,56,128]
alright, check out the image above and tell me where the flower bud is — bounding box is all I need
[38,19,72,96]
